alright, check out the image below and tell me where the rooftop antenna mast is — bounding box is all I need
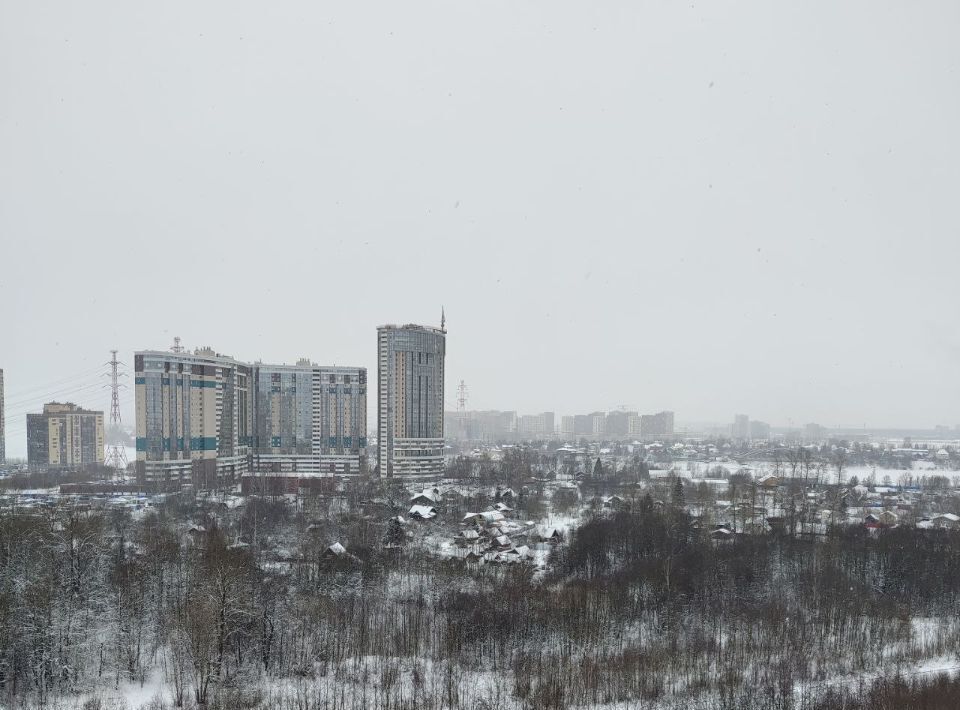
[171,336,184,353]
[104,349,128,475]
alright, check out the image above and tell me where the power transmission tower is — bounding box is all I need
[457,380,468,439]
[104,349,128,476]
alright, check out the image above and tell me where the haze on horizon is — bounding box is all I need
[2,0,959,457]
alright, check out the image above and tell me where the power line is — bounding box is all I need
[3,381,114,416]
[3,377,109,409]
[3,365,106,400]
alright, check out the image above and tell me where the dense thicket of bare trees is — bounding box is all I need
[1,494,959,709]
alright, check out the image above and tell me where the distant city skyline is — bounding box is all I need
[3,336,960,461]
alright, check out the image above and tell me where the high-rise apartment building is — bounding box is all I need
[574,414,592,435]
[640,411,675,440]
[589,412,606,435]
[135,348,253,489]
[0,368,4,464]
[253,361,313,469]
[377,323,446,479]
[27,402,104,469]
[732,414,750,440]
[659,411,675,437]
[605,410,638,437]
[749,420,771,440]
[252,361,368,475]
[445,410,519,441]
[136,348,367,488]
[518,412,555,438]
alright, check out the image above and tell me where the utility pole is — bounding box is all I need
[104,349,128,476]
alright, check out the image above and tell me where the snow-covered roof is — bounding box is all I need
[410,490,439,503]
[409,505,438,519]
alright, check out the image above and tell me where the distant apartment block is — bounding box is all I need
[377,323,446,479]
[518,412,555,438]
[640,411,674,440]
[749,420,771,440]
[0,368,4,464]
[27,402,104,469]
[445,410,516,441]
[573,415,592,435]
[589,412,606,435]
[446,410,558,441]
[135,347,366,489]
[560,409,674,440]
[731,414,750,440]
[605,410,637,437]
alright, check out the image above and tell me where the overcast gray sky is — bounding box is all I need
[2,1,959,456]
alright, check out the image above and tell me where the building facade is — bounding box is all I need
[377,323,446,479]
[444,409,518,442]
[640,411,675,440]
[0,368,4,464]
[252,361,314,472]
[749,420,771,440]
[135,348,253,489]
[27,402,104,469]
[518,412,555,438]
[605,410,637,437]
[732,414,750,440]
[136,349,367,488]
[249,362,368,475]
[589,412,606,435]
[313,366,368,474]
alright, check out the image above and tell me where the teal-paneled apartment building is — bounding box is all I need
[135,346,366,490]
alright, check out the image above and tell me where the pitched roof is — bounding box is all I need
[409,505,438,519]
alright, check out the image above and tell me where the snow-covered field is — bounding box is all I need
[678,459,957,483]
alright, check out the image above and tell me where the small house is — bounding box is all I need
[933,513,960,529]
[322,542,349,560]
[878,510,899,527]
[409,505,438,520]
[456,529,481,545]
[410,490,439,507]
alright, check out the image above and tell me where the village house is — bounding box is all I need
[409,504,438,520]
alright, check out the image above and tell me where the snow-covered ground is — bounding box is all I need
[678,459,957,483]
